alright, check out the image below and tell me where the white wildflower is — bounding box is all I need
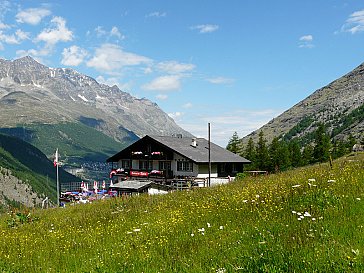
[356,198,361,201]
[216,268,226,273]
[308,178,316,182]
[207,223,211,228]
[312,218,316,221]
[304,212,311,217]
[243,199,248,203]
[191,233,194,237]
[292,210,297,214]
[198,227,205,233]
[219,226,224,230]
[133,228,141,232]
[327,179,336,183]
[292,184,301,188]
[256,194,260,198]
[297,212,302,216]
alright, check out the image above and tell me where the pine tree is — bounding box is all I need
[268,137,280,172]
[226,132,241,154]
[302,144,314,165]
[244,137,256,170]
[313,123,331,163]
[288,139,302,167]
[279,140,291,171]
[255,131,270,171]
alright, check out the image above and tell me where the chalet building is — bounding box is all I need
[107,135,250,183]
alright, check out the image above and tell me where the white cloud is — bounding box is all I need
[183,102,193,109]
[206,77,234,84]
[191,24,219,33]
[142,75,182,91]
[341,9,364,34]
[86,43,151,73]
[157,61,195,74]
[156,94,168,100]
[0,29,29,44]
[146,11,166,18]
[95,26,107,37]
[61,45,88,66]
[16,8,51,25]
[110,26,124,39]
[298,34,314,48]
[299,35,313,42]
[95,26,125,40]
[168,111,184,121]
[35,16,73,47]
[0,22,10,29]
[96,75,132,91]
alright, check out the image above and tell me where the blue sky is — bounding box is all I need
[0,1,364,146]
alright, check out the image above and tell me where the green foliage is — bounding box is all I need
[226,131,242,154]
[0,122,133,162]
[0,153,363,272]
[255,131,270,171]
[331,104,364,137]
[313,123,331,163]
[0,133,81,203]
[284,115,313,141]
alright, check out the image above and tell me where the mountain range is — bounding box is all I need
[242,62,364,145]
[0,56,191,165]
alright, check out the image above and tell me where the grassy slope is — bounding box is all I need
[0,122,132,163]
[0,153,363,272]
[0,133,80,202]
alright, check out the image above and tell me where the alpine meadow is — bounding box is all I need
[0,153,363,272]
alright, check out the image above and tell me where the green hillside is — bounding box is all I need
[0,122,135,163]
[0,153,363,272]
[0,133,80,203]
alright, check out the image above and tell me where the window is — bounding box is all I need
[159,161,171,170]
[177,161,193,172]
[139,160,152,170]
[121,160,130,169]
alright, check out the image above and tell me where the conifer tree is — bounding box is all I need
[226,131,241,154]
[268,137,280,172]
[313,123,331,163]
[288,139,302,167]
[255,131,270,171]
[244,137,256,170]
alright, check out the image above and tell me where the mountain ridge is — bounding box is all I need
[241,61,364,145]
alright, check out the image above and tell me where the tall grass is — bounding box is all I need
[0,153,363,272]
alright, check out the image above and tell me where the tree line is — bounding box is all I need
[226,123,359,173]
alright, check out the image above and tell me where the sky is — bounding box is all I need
[0,1,364,147]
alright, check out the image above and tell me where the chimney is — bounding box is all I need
[191,138,197,147]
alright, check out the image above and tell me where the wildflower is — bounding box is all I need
[243,200,248,203]
[207,223,211,228]
[356,198,361,201]
[219,226,224,230]
[133,228,141,232]
[216,268,226,273]
[292,184,301,188]
[256,194,260,198]
[297,212,302,216]
[304,212,311,217]
[198,227,205,233]
[327,179,336,183]
[308,178,316,182]
[127,231,132,234]
[191,233,194,237]
[258,241,266,244]
[312,218,316,221]
[298,218,302,221]
[292,210,297,214]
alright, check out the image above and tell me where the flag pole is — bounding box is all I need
[57,159,59,207]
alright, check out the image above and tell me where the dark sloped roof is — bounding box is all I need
[150,135,250,163]
[107,135,250,164]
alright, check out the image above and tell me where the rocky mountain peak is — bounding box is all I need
[0,56,192,143]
